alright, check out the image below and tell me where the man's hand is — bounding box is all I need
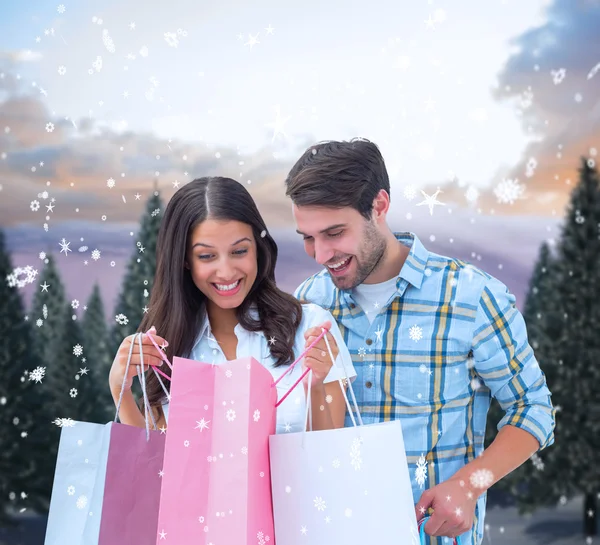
[415,477,478,539]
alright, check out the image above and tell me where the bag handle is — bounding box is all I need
[418,516,462,544]
[273,327,329,407]
[114,332,170,439]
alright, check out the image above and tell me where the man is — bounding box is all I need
[286,138,555,545]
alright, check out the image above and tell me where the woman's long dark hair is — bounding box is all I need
[139,177,303,411]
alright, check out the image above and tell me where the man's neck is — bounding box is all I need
[363,231,410,285]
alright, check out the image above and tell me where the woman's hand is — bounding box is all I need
[301,321,339,386]
[108,326,168,395]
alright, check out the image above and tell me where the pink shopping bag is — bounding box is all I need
[155,356,278,545]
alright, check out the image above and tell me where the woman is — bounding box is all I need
[109,176,356,433]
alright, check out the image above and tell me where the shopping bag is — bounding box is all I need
[44,333,168,545]
[153,355,278,545]
[269,332,422,545]
[150,326,332,545]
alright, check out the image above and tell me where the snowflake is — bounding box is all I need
[73,344,83,357]
[57,4,66,14]
[226,409,236,422]
[325,394,333,404]
[464,186,479,203]
[36,319,43,327]
[115,314,128,325]
[57,65,66,76]
[332,458,340,469]
[28,366,46,383]
[30,200,40,211]
[39,252,46,260]
[551,68,566,85]
[6,266,37,288]
[59,238,72,256]
[195,418,210,432]
[409,325,423,342]
[253,409,260,422]
[257,530,271,545]
[241,446,248,455]
[71,299,79,309]
[91,249,101,260]
[313,497,327,511]
[519,89,534,109]
[403,186,417,201]
[45,122,55,133]
[102,29,115,53]
[69,388,78,398]
[42,304,48,319]
[531,452,545,471]
[151,208,161,217]
[415,453,428,488]
[357,346,366,358]
[67,485,75,495]
[494,178,524,205]
[469,468,494,489]
[106,178,115,188]
[53,417,75,427]
[350,437,363,471]
[164,31,179,47]
[184,440,190,447]
[76,495,88,509]
[225,369,233,378]
[419,364,428,374]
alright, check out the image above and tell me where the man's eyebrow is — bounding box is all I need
[296,224,347,236]
[192,237,251,248]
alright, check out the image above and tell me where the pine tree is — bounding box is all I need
[110,185,163,352]
[485,241,560,506]
[0,231,53,521]
[47,305,99,424]
[496,158,600,538]
[30,254,67,374]
[82,284,113,423]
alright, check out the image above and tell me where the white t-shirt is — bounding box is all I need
[161,303,356,434]
[351,277,399,323]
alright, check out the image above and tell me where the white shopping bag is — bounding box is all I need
[269,332,421,545]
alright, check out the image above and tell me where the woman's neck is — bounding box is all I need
[206,301,238,336]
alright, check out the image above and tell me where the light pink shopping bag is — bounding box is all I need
[155,356,278,545]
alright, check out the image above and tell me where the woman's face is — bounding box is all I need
[186,219,258,310]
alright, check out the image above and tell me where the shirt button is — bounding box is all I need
[366,338,373,346]
[350,303,356,309]
[365,381,373,388]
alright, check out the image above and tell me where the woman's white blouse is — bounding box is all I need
[161,303,357,434]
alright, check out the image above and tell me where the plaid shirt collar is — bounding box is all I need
[336,231,430,310]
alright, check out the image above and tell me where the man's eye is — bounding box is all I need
[329,231,343,238]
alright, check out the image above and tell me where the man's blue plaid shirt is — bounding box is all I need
[295,232,555,545]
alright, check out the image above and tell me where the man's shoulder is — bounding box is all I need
[294,270,337,309]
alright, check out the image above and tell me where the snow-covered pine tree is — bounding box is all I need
[0,230,54,519]
[502,158,600,538]
[110,183,163,353]
[485,241,560,506]
[82,284,113,423]
[30,254,67,375]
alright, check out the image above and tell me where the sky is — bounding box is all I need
[1,0,599,313]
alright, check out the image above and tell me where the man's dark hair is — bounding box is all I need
[284,138,390,220]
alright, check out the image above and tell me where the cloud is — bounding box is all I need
[484,0,600,212]
[0,72,297,228]
[0,50,43,63]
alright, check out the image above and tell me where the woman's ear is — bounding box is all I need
[184,261,190,270]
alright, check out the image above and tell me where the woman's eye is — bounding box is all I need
[233,249,248,256]
[197,254,213,260]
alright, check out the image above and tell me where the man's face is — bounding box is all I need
[293,204,387,290]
